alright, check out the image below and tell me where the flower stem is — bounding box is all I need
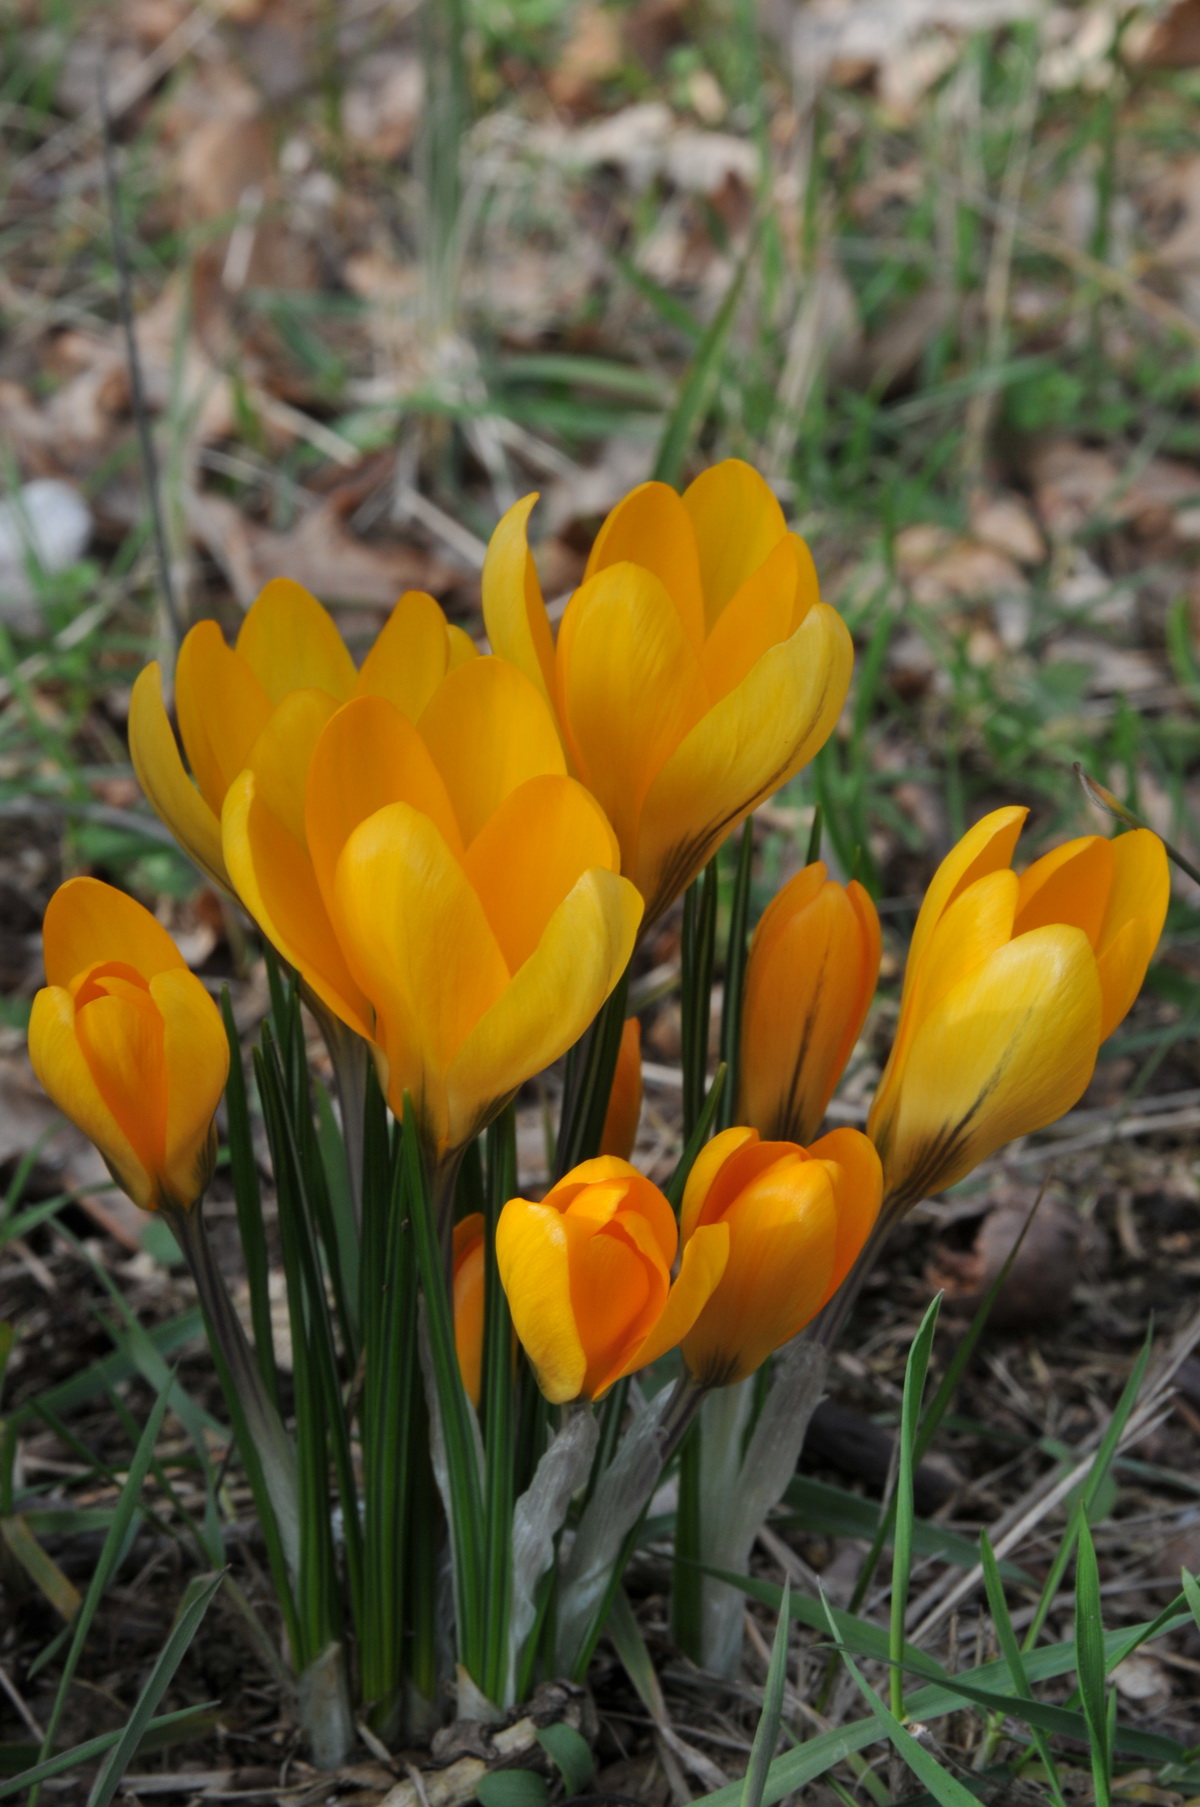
[166,1201,301,1583]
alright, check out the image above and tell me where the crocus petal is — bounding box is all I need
[698,535,805,703]
[447,623,479,668]
[306,694,463,914]
[806,1127,883,1303]
[463,774,620,972]
[1013,836,1112,945]
[681,459,788,633]
[154,967,230,1208]
[900,807,1027,1012]
[28,987,154,1209]
[584,481,706,650]
[175,621,273,815]
[681,1157,837,1387]
[355,590,455,719]
[572,1213,661,1401]
[1094,829,1169,1039]
[128,664,228,888]
[635,601,853,920]
[481,493,557,707]
[496,1199,587,1404]
[235,578,357,704]
[556,561,708,872]
[681,1125,758,1244]
[418,656,566,848]
[740,877,881,1145]
[876,925,1103,1207]
[608,1221,730,1389]
[333,802,510,1138]
[247,689,341,845]
[43,876,186,989]
[445,868,642,1154]
[74,984,167,1186]
[223,770,374,1040]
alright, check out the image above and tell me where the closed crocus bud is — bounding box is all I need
[483,461,853,922]
[223,660,643,1157]
[129,581,476,890]
[453,1214,486,1408]
[867,809,1169,1215]
[678,1126,882,1388]
[600,1019,643,1160]
[28,879,229,1213]
[496,1157,729,1403]
[739,864,881,1145]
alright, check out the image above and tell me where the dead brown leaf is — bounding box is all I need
[1128,0,1200,67]
[187,489,460,609]
[1030,437,1200,540]
[548,3,625,111]
[969,490,1046,565]
[894,524,1028,606]
[929,1196,1083,1333]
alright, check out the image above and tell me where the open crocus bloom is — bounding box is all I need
[28,878,229,1212]
[496,1157,729,1403]
[867,808,1170,1214]
[482,461,854,922]
[130,579,477,889]
[739,863,880,1146]
[223,658,643,1156]
[678,1126,882,1388]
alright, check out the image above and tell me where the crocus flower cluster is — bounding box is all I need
[24,455,1173,1738]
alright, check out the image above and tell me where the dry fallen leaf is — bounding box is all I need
[929,1196,1083,1333]
[894,524,1028,606]
[548,3,625,111]
[187,489,460,610]
[1031,437,1200,540]
[1128,0,1200,67]
[969,491,1046,565]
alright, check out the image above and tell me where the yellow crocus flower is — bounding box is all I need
[482,461,854,921]
[739,862,881,1146]
[867,808,1170,1213]
[496,1157,729,1404]
[678,1126,882,1388]
[223,664,642,1156]
[28,879,229,1213]
[129,579,477,889]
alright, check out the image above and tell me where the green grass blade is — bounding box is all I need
[653,222,762,486]
[701,1566,1199,1771]
[556,970,631,1177]
[979,1530,1067,1807]
[1022,1323,1152,1653]
[681,859,718,1138]
[29,1375,174,1805]
[482,1107,517,1705]
[220,989,279,1409]
[741,1578,791,1807]
[718,819,755,1134]
[891,1294,941,1719]
[1182,1567,1200,1633]
[664,1063,726,1213]
[820,1591,979,1807]
[0,1707,215,1799]
[403,1100,486,1686]
[1075,1517,1111,1807]
[85,1570,224,1807]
